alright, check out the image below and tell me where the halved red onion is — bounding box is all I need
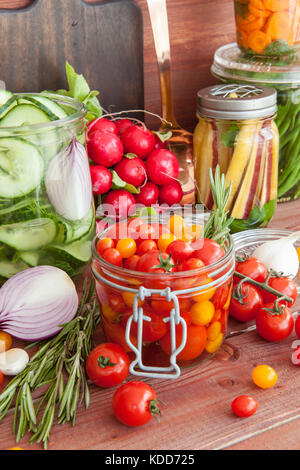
[45,138,92,221]
[0,266,79,341]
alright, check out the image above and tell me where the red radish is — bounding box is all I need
[87,130,124,167]
[153,134,167,150]
[103,189,136,220]
[115,119,134,136]
[135,182,159,206]
[146,149,180,185]
[121,125,155,159]
[90,165,112,195]
[87,118,118,135]
[159,181,183,205]
[114,157,146,187]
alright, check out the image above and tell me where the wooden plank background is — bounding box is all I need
[0,0,236,131]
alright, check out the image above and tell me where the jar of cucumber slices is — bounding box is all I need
[0,92,95,284]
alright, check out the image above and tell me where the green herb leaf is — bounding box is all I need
[229,200,276,233]
[111,170,140,194]
[152,130,172,143]
[65,61,90,101]
[221,123,239,148]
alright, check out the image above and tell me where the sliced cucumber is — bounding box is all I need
[0,218,57,251]
[0,90,13,105]
[0,92,17,119]
[18,95,68,121]
[0,259,29,278]
[55,206,95,244]
[0,137,44,198]
[19,251,39,267]
[0,104,51,127]
[41,240,92,277]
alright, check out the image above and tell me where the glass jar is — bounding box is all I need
[91,214,235,379]
[194,83,278,232]
[234,0,300,57]
[211,43,300,201]
[0,93,95,284]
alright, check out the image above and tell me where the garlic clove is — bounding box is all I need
[0,348,29,376]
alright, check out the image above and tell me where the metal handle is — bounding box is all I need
[146,0,179,128]
[125,286,187,379]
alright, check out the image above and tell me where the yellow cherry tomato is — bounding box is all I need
[190,300,215,326]
[9,447,23,450]
[157,232,176,252]
[116,238,136,258]
[205,332,224,354]
[297,247,300,262]
[101,304,120,322]
[193,277,216,302]
[182,224,203,242]
[0,331,12,352]
[252,365,278,389]
[207,321,222,341]
[122,291,144,308]
[168,214,186,238]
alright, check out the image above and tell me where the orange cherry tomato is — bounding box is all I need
[97,237,114,255]
[160,324,207,361]
[0,331,12,352]
[116,238,137,258]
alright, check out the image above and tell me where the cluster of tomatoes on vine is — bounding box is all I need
[86,116,183,219]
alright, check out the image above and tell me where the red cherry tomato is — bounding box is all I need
[262,276,298,306]
[295,315,300,340]
[181,257,205,271]
[112,381,160,427]
[86,343,129,388]
[159,181,183,205]
[87,117,118,135]
[135,182,159,206]
[256,302,294,342]
[121,125,155,159]
[97,237,114,255]
[166,240,194,262]
[137,250,176,273]
[102,248,123,267]
[0,371,3,390]
[231,395,258,418]
[235,257,268,284]
[103,189,136,220]
[230,282,263,322]
[90,165,112,195]
[114,157,146,188]
[146,149,180,185]
[212,283,230,310]
[108,293,127,313]
[193,239,225,265]
[87,130,124,167]
[122,307,167,342]
[138,239,158,255]
[124,254,141,271]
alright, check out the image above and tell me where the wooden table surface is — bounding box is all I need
[0,199,300,451]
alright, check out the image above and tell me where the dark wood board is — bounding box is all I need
[0,0,144,113]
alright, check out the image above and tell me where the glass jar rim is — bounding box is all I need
[0,92,86,133]
[92,217,235,282]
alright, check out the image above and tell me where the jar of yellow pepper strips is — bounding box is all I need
[193,84,279,232]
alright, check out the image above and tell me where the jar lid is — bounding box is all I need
[211,43,300,88]
[197,84,277,120]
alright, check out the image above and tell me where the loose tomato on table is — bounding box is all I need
[252,365,278,389]
[231,395,258,418]
[256,302,294,342]
[113,381,160,427]
[0,331,12,352]
[295,315,300,340]
[230,282,263,322]
[86,343,130,388]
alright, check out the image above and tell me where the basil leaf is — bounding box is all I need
[230,200,276,233]
[65,61,90,101]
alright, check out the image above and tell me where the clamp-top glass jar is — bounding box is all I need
[194,84,279,232]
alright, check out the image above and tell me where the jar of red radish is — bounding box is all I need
[91,212,235,379]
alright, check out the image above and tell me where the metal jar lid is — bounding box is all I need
[197,84,277,120]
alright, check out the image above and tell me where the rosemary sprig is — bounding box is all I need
[203,165,233,245]
[0,277,99,450]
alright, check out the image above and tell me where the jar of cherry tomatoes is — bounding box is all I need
[91,213,235,379]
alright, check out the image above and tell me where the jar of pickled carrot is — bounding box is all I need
[194,84,278,232]
[234,0,300,57]
[91,212,235,379]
